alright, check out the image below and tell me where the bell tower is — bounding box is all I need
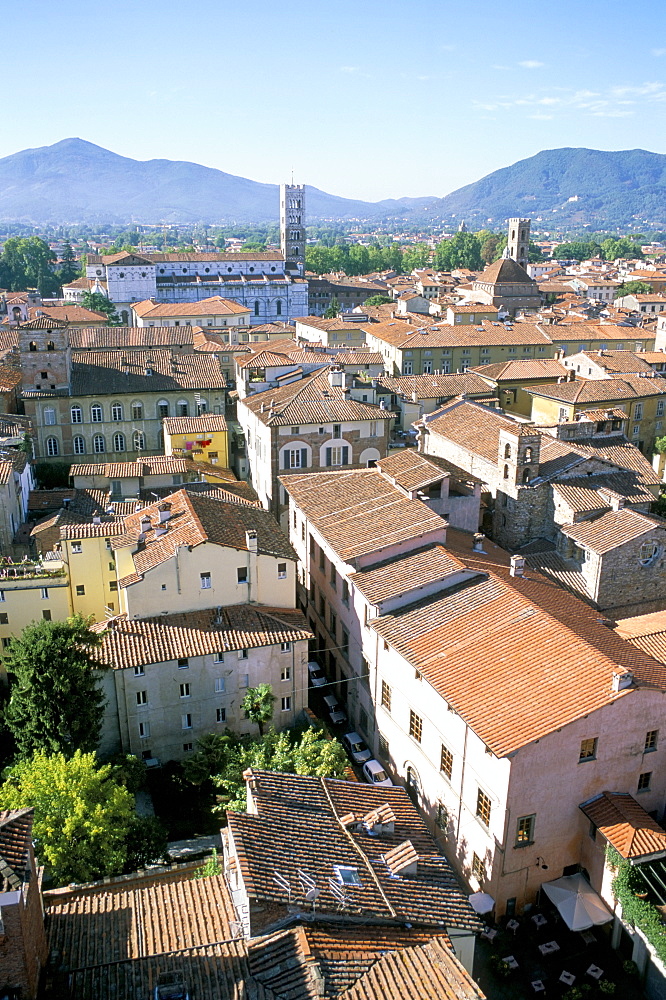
[498,426,541,489]
[18,317,71,393]
[280,182,306,276]
[505,218,531,271]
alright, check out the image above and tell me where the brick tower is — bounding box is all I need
[505,218,531,271]
[280,183,306,276]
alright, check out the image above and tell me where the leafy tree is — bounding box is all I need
[553,241,601,262]
[655,436,666,454]
[615,281,653,297]
[601,237,644,261]
[58,241,79,284]
[433,232,482,271]
[0,237,59,296]
[363,294,393,306]
[0,750,135,884]
[124,816,169,873]
[241,684,276,736]
[194,848,222,878]
[324,296,341,319]
[4,616,108,759]
[480,233,503,264]
[80,290,121,325]
[241,241,266,252]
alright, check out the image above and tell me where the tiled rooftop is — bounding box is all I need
[560,508,665,554]
[0,808,34,891]
[162,413,228,434]
[69,326,195,349]
[471,359,568,381]
[352,545,468,605]
[375,450,449,492]
[580,792,666,861]
[132,296,250,317]
[615,610,666,665]
[69,456,190,478]
[376,372,493,399]
[527,374,666,403]
[242,368,396,427]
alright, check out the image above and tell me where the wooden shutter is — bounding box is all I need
[301,448,307,469]
[325,447,332,467]
[342,446,349,466]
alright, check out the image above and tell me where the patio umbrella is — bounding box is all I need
[542,874,613,932]
[469,891,495,914]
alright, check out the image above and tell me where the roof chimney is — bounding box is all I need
[92,513,101,525]
[328,366,345,389]
[510,554,525,578]
[612,669,633,693]
[158,502,172,523]
[472,533,485,553]
[140,515,152,532]
[246,529,258,553]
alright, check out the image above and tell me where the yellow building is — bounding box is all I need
[59,520,127,621]
[471,359,570,417]
[162,414,230,470]
[0,557,72,670]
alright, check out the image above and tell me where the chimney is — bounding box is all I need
[612,669,633,693]
[328,366,345,389]
[158,502,172,523]
[510,554,525,578]
[62,497,71,509]
[472,532,485,552]
[92,513,101,525]
[155,524,168,536]
[136,532,147,551]
[568,369,576,381]
[246,529,258,553]
[140,515,152,532]
[411,391,418,402]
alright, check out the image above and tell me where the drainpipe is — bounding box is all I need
[455,722,470,844]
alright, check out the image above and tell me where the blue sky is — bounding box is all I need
[4,0,666,202]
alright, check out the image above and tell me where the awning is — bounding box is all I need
[542,874,613,932]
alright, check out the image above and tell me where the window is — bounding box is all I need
[73,435,86,455]
[516,814,535,845]
[138,721,150,738]
[136,691,148,706]
[329,611,337,639]
[111,403,123,421]
[280,641,291,654]
[180,683,191,698]
[645,729,659,753]
[43,407,56,425]
[326,445,349,467]
[158,401,169,418]
[200,572,212,589]
[658,401,665,418]
[132,402,143,420]
[0,613,9,625]
[46,436,59,456]
[381,681,392,712]
[409,709,422,743]
[342,579,349,606]
[0,591,4,602]
[277,562,287,579]
[177,657,189,668]
[93,434,105,453]
[436,802,448,830]
[183,743,194,752]
[341,629,349,655]
[476,789,492,827]
[237,567,248,584]
[333,865,361,886]
[378,733,389,759]
[333,424,341,437]
[639,541,660,565]
[178,400,189,417]
[240,672,249,687]
[91,404,103,422]
[134,665,144,677]
[579,737,598,762]
[42,610,52,621]
[216,707,226,723]
[634,403,644,420]
[238,649,248,660]
[41,587,49,600]
[281,663,291,681]
[472,853,485,884]
[71,405,82,424]
[281,696,291,711]
[440,745,453,780]
[638,772,652,792]
[113,432,125,452]
[76,584,85,596]
[133,431,145,451]
[181,713,192,729]
[290,426,300,434]
[213,676,226,694]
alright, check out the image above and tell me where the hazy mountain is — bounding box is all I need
[0,140,665,227]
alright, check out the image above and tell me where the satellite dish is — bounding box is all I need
[305,888,321,902]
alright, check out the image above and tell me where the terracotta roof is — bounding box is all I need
[364,320,551,350]
[560,508,665,554]
[552,475,657,511]
[543,322,655,343]
[0,414,32,439]
[281,470,446,563]
[94,606,311,669]
[162,414,228,434]
[112,489,295,581]
[580,792,666,860]
[352,546,468,605]
[0,809,34,891]
[471,359,568,381]
[69,457,190,478]
[421,399,522,463]
[227,770,481,931]
[89,251,284,264]
[27,488,76,512]
[374,450,449,492]
[28,305,107,324]
[334,351,385,365]
[61,349,226,396]
[371,531,666,756]
[615,611,666,665]
[569,351,657,375]
[242,368,396,427]
[132,296,250,318]
[475,257,536,285]
[237,349,297,369]
[526,374,666,403]
[341,937,485,1000]
[69,326,195,349]
[376,372,493,399]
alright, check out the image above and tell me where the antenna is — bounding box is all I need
[298,869,317,894]
[327,878,348,909]
[273,871,292,902]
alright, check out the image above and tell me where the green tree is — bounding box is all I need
[479,233,502,264]
[58,240,79,284]
[363,294,392,306]
[124,816,169,872]
[324,296,340,319]
[80,290,121,325]
[0,237,59,296]
[615,280,653,297]
[194,848,222,878]
[0,750,135,884]
[601,237,644,261]
[241,684,276,736]
[554,241,602,262]
[655,436,666,454]
[5,616,108,759]
[433,232,483,271]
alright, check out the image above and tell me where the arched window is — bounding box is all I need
[524,446,533,462]
[93,434,105,453]
[46,437,59,456]
[111,403,123,421]
[113,432,125,452]
[639,541,660,566]
[43,407,56,426]
[197,399,207,415]
[523,469,531,484]
[71,405,82,424]
[29,341,37,352]
[503,464,509,479]
[46,341,55,351]
[254,300,260,317]
[504,443,511,459]
[177,399,188,417]
[73,435,86,455]
[91,404,103,423]
[131,401,143,420]
[276,299,282,316]
[406,766,421,806]
[133,430,145,451]
[157,400,169,418]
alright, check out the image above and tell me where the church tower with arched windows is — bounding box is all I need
[280,182,306,276]
[18,317,71,394]
[497,426,541,490]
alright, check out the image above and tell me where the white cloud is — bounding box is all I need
[339,66,359,74]
[472,80,666,119]
[519,60,544,69]
[652,48,666,57]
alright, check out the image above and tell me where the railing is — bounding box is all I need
[0,559,66,580]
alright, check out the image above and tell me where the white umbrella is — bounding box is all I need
[542,874,613,932]
[469,891,495,914]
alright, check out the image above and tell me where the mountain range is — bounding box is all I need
[1,139,666,228]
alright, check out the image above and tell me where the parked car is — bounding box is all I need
[362,759,393,787]
[342,731,372,764]
[154,973,190,1000]
[307,661,327,687]
[323,693,347,727]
